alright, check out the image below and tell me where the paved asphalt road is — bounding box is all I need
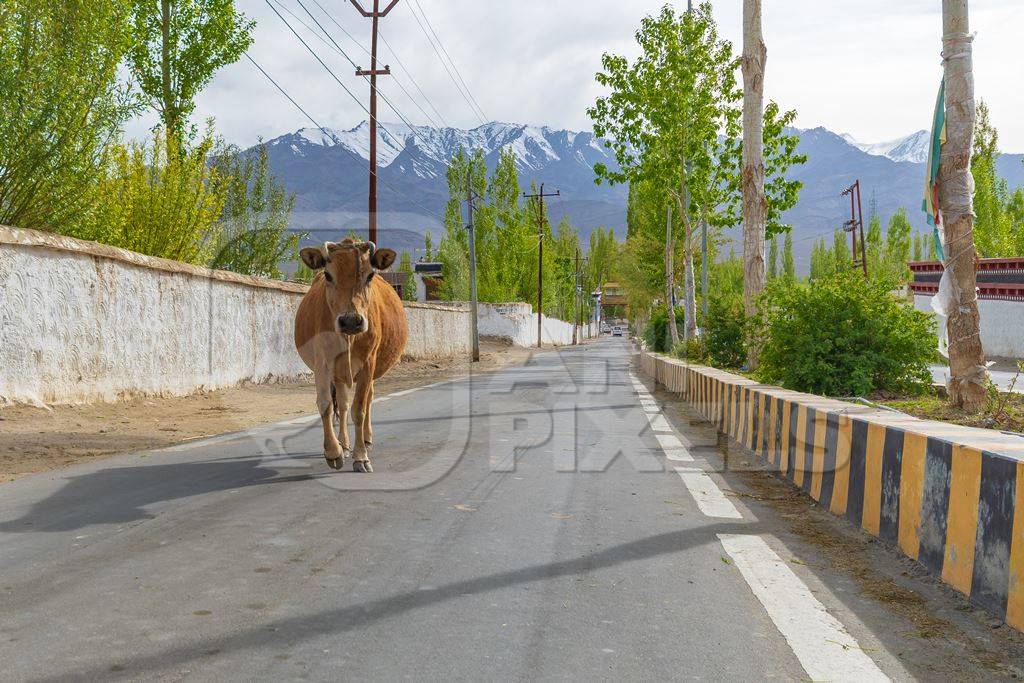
[2,339,1022,681]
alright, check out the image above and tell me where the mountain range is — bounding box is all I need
[257,121,1024,269]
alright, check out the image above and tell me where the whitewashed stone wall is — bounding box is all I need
[913,294,1024,359]
[477,302,591,347]
[0,227,472,405]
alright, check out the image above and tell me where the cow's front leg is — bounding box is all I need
[351,369,375,473]
[362,380,374,450]
[316,367,345,470]
[333,380,353,457]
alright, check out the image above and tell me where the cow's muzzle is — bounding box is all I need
[337,313,367,335]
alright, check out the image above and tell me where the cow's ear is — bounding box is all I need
[300,247,327,270]
[370,248,397,271]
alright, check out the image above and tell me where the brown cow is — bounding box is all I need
[294,239,408,472]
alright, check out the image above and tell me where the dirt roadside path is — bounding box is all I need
[0,339,537,483]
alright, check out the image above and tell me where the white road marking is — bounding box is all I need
[655,432,684,450]
[647,413,673,433]
[674,467,742,519]
[663,449,693,462]
[718,534,890,682]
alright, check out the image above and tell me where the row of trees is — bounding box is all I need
[588,1,993,410]
[588,3,804,352]
[433,148,617,324]
[0,0,296,278]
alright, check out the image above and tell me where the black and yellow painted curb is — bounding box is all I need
[639,351,1024,631]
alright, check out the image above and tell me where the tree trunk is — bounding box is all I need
[160,0,177,139]
[665,204,680,350]
[741,0,767,368]
[676,193,698,342]
[939,0,988,410]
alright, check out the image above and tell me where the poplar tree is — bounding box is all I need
[767,237,779,279]
[130,0,254,142]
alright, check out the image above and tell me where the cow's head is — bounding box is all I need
[299,238,397,335]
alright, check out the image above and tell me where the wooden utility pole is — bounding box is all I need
[741,0,767,368]
[523,184,559,348]
[465,173,480,362]
[665,204,680,349]
[940,0,988,409]
[349,0,400,244]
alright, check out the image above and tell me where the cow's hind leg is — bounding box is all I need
[316,367,345,470]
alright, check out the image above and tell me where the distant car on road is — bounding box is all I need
[612,326,624,337]
[601,324,611,334]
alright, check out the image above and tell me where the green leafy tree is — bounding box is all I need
[782,230,795,281]
[971,101,1020,257]
[423,230,434,260]
[0,0,137,233]
[208,141,298,278]
[881,208,912,283]
[589,3,741,341]
[767,236,779,279]
[397,250,416,301]
[865,213,883,276]
[833,229,850,272]
[130,0,254,141]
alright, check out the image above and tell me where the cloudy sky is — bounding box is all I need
[126,0,1024,151]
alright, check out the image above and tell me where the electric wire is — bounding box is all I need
[402,0,487,125]
[409,0,488,122]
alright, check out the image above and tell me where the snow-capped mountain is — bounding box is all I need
[256,121,1024,266]
[270,121,615,180]
[261,121,628,254]
[840,130,931,164]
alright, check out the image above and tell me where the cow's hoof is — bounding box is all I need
[353,459,373,473]
[325,456,344,470]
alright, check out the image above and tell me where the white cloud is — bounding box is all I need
[124,0,1024,151]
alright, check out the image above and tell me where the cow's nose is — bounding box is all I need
[338,313,365,334]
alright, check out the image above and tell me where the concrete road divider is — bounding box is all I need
[639,350,1024,631]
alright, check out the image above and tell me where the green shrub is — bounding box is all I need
[80,128,226,265]
[702,292,746,369]
[748,271,936,396]
[672,337,708,363]
[643,306,684,352]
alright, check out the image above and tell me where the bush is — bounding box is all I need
[748,271,936,396]
[702,292,746,369]
[643,306,684,352]
[672,337,708,363]
[80,128,227,265]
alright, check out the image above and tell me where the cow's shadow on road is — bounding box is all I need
[0,450,326,533]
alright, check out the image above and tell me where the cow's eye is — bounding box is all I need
[323,271,333,283]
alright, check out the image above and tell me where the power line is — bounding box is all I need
[403,0,487,125]
[266,0,446,175]
[265,0,369,117]
[299,0,446,130]
[378,31,450,128]
[409,0,488,122]
[242,53,441,221]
